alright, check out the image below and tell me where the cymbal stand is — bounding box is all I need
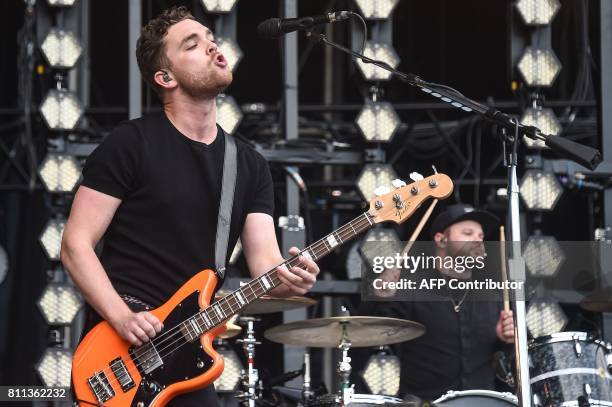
[236,316,261,407]
[337,322,354,407]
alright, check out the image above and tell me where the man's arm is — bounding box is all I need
[61,185,162,345]
[241,213,319,297]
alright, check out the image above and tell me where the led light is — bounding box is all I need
[516,0,561,26]
[354,0,399,19]
[361,353,401,395]
[40,218,66,261]
[216,37,243,72]
[36,348,73,387]
[356,42,400,81]
[37,283,83,325]
[201,0,237,13]
[517,47,562,87]
[520,107,561,149]
[524,235,565,277]
[46,0,78,6]
[40,89,83,131]
[357,163,398,201]
[38,154,82,193]
[526,302,567,338]
[360,228,402,268]
[519,170,563,211]
[41,28,82,69]
[216,94,242,135]
[356,102,400,143]
[214,348,243,391]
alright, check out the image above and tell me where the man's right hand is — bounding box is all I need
[111,310,164,346]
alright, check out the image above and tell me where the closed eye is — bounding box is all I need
[187,43,197,50]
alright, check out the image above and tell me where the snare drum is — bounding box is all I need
[434,390,518,406]
[529,331,612,406]
[310,393,403,407]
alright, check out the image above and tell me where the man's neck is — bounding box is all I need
[164,94,218,145]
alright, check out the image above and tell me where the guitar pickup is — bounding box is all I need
[87,370,115,404]
[130,341,163,375]
[110,357,135,392]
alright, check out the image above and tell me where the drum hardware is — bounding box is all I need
[236,316,262,407]
[434,389,518,406]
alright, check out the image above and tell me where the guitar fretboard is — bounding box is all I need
[180,211,375,336]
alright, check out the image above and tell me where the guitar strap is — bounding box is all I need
[214,131,237,280]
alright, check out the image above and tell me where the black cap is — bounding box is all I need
[430,204,499,239]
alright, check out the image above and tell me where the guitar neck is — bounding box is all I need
[198,211,375,325]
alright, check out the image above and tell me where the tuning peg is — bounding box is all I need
[373,186,391,197]
[391,179,406,189]
[409,172,424,182]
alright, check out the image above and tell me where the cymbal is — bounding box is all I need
[264,316,425,348]
[215,291,317,314]
[581,287,612,312]
[218,315,242,339]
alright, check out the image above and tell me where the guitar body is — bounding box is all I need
[72,269,226,406]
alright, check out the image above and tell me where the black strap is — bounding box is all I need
[215,132,237,279]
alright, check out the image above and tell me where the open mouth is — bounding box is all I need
[214,53,228,68]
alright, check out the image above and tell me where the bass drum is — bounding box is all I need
[434,390,518,406]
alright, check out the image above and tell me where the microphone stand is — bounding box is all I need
[304,30,603,407]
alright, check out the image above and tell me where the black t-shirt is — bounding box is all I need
[363,298,504,401]
[81,112,274,307]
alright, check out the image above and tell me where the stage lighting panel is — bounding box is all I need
[201,0,237,13]
[360,228,402,268]
[216,37,243,72]
[37,283,83,325]
[520,107,561,149]
[216,94,242,135]
[356,163,398,200]
[41,28,82,69]
[356,102,400,143]
[346,241,363,279]
[214,349,243,391]
[38,154,82,193]
[525,302,567,338]
[524,235,564,277]
[356,42,400,81]
[46,0,78,6]
[516,0,560,26]
[40,218,66,261]
[354,0,399,19]
[517,47,561,87]
[40,89,83,131]
[36,348,73,388]
[519,170,562,211]
[361,353,401,395]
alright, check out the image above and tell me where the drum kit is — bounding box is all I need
[215,291,612,407]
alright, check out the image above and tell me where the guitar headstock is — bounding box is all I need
[368,173,453,224]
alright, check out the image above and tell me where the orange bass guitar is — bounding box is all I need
[71,173,453,406]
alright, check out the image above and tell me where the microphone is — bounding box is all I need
[257,11,351,39]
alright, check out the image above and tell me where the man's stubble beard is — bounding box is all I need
[175,65,233,99]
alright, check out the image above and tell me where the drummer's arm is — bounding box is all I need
[241,213,320,298]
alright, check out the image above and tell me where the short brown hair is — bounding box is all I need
[136,6,196,93]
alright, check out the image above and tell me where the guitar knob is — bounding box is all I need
[391,179,406,189]
[374,186,390,197]
[409,172,424,182]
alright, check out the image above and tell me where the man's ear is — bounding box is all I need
[153,70,176,90]
[434,232,447,249]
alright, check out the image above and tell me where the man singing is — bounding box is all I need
[61,6,320,406]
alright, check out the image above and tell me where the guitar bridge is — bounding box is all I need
[110,357,135,392]
[88,370,115,404]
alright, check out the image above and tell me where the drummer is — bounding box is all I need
[362,204,515,401]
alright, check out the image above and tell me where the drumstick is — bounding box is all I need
[499,226,510,312]
[401,199,439,256]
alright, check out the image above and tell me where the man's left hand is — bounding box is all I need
[276,247,320,295]
[496,310,515,343]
